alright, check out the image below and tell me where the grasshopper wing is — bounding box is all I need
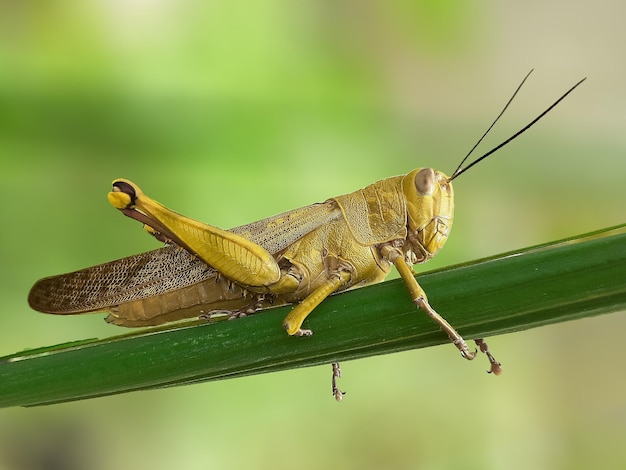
[29,201,342,315]
[28,245,213,314]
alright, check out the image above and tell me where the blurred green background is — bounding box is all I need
[1,1,625,469]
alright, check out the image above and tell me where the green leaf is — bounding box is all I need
[1,225,625,408]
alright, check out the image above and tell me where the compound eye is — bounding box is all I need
[414,168,435,196]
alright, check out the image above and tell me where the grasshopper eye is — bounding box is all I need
[414,168,435,196]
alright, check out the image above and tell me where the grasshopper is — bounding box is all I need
[28,73,584,400]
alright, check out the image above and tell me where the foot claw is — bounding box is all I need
[454,339,477,361]
[461,348,478,360]
[293,328,313,337]
[474,338,502,375]
[488,361,503,376]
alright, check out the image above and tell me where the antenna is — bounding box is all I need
[449,74,586,181]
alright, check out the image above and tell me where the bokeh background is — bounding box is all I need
[1,1,625,469]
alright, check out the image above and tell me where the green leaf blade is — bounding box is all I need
[1,225,625,408]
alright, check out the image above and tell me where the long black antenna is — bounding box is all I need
[451,69,534,179]
[449,74,586,181]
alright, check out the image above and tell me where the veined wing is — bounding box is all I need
[29,201,342,314]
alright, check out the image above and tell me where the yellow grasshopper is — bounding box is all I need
[28,73,584,400]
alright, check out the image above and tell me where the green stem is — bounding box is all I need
[1,225,625,408]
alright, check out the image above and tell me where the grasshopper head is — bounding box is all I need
[402,168,454,262]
